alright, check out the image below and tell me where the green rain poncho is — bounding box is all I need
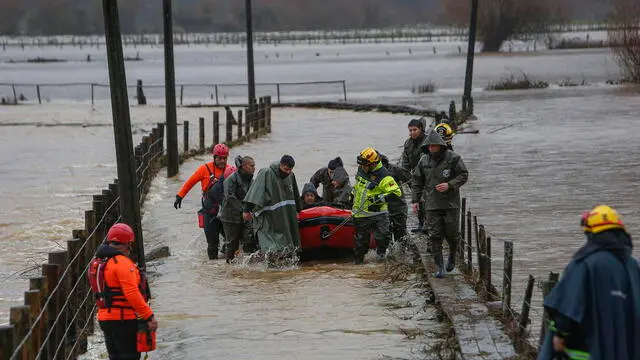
[243,162,302,252]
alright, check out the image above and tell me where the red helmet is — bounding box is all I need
[224,166,237,178]
[213,144,229,157]
[107,223,135,244]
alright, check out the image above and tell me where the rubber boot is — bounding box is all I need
[411,220,424,233]
[354,253,365,265]
[433,252,445,278]
[446,252,456,272]
[207,246,218,260]
[376,247,386,260]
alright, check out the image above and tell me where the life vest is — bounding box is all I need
[88,255,149,310]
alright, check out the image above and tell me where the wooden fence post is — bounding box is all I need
[518,274,535,337]
[474,217,480,278]
[9,305,30,359]
[28,277,48,360]
[24,288,43,359]
[466,211,472,274]
[477,225,487,292]
[502,241,513,317]
[49,251,69,358]
[459,198,466,266]
[266,96,272,132]
[538,272,560,347]
[237,110,243,139]
[199,117,205,151]
[225,108,233,143]
[258,97,265,130]
[213,111,220,145]
[0,324,15,359]
[157,123,165,153]
[183,121,189,153]
[485,234,492,296]
[244,107,251,139]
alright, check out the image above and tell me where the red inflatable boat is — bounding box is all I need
[298,206,355,251]
[298,205,378,260]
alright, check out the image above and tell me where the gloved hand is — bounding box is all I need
[174,195,183,209]
[373,194,387,203]
[366,181,378,190]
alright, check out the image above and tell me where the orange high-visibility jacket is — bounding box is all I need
[97,255,153,321]
[177,162,228,198]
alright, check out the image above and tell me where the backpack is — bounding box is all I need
[88,255,149,309]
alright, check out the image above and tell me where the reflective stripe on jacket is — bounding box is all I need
[352,161,401,218]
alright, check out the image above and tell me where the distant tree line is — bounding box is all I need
[0,0,443,36]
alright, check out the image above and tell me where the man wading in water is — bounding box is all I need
[242,155,302,264]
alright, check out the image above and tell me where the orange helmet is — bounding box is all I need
[580,205,625,234]
[107,223,135,244]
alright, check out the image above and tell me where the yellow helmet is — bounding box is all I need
[357,147,380,165]
[434,123,455,143]
[580,205,625,234]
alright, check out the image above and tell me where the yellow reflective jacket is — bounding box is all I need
[351,161,402,218]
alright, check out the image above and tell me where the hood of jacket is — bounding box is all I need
[96,243,125,258]
[574,229,633,262]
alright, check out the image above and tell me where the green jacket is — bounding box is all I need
[219,169,253,224]
[243,162,302,252]
[401,133,426,171]
[411,130,468,210]
[352,161,402,218]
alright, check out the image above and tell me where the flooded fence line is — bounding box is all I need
[455,197,559,357]
[0,80,346,106]
[0,23,628,49]
[0,97,273,360]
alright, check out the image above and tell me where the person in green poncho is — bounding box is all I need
[242,155,302,255]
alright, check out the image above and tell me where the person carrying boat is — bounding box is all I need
[220,156,257,263]
[310,157,344,202]
[434,122,455,150]
[352,147,402,265]
[401,118,427,233]
[242,155,302,257]
[411,130,468,278]
[90,223,157,360]
[173,144,231,259]
[379,153,412,246]
[301,182,322,209]
[538,205,640,360]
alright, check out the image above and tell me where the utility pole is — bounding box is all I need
[164,0,179,177]
[101,0,146,269]
[462,0,479,115]
[245,0,256,108]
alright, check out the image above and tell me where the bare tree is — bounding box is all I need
[608,0,640,82]
[444,0,567,52]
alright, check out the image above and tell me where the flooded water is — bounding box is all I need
[1,38,639,355]
[0,33,621,107]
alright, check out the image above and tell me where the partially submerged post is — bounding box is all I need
[101,0,146,268]
[136,79,146,105]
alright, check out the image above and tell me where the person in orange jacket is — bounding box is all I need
[93,223,158,360]
[174,143,231,259]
